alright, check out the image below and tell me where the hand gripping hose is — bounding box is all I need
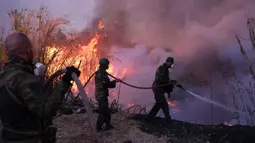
[46,69,97,143]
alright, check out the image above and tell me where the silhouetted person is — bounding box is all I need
[95,58,120,132]
[0,32,80,143]
[147,57,177,122]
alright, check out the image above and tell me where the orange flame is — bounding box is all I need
[45,19,131,97]
[98,20,104,29]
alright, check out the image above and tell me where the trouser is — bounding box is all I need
[96,97,111,130]
[148,91,171,119]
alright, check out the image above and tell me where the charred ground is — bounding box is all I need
[55,112,255,143]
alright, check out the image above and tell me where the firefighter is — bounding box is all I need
[0,32,80,143]
[95,58,120,132]
[147,57,178,122]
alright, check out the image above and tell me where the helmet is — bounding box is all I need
[5,32,33,61]
[99,58,110,66]
[166,57,174,63]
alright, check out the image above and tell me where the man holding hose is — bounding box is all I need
[95,58,120,132]
[0,32,80,143]
[147,57,180,122]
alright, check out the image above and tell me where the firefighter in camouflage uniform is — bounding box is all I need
[147,57,178,122]
[95,58,120,132]
[0,32,80,143]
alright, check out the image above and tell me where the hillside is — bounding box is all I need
[55,113,255,143]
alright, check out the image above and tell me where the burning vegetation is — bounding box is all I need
[1,6,255,143]
[0,7,180,111]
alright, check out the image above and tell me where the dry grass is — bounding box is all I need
[5,6,77,80]
[219,17,255,126]
[0,28,6,68]
[8,7,69,60]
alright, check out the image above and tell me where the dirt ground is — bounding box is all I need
[55,112,255,143]
[1,113,255,143]
[55,113,170,143]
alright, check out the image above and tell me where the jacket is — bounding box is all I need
[95,68,116,101]
[0,60,70,141]
[153,63,174,93]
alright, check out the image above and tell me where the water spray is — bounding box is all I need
[107,72,250,116]
[184,89,248,116]
[46,68,249,142]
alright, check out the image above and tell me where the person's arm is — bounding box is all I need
[97,71,116,89]
[107,80,117,88]
[15,75,70,119]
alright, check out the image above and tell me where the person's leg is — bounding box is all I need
[96,97,108,132]
[161,98,172,121]
[148,102,161,118]
[103,98,114,130]
[148,91,164,118]
[96,114,105,132]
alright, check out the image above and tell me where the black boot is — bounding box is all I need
[96,123,103,132]
[104,123,114,131]
[145,115,153,122]
[96,117,104,132]
[165,117,172,124]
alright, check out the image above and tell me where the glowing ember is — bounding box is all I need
[168,100,177,107]
[98,20,104,29]
[224,122,232,126]
[127,103,135,108]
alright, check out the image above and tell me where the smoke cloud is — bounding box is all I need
[94,0,255,65]
[1,0,255,124]
[94,0,255,124]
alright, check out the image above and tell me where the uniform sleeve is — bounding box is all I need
[155,66,169,85]
[107,80,116,88]
[15,75,70,119]
[97,71,116,88]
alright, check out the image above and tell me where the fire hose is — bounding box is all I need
[47,69,249,139]
[62,70,250,116]
[107,73,250,116]
[46,69,97,142]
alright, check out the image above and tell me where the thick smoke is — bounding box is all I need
[95,0,255,124]
[1,0,255,124]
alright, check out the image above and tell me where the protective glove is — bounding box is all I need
[152,84,157,91]
[167,92,171,99]
[170,80,177,85]
[175,83,184,89]
[114,78,121,82]
[62,66,81,84]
